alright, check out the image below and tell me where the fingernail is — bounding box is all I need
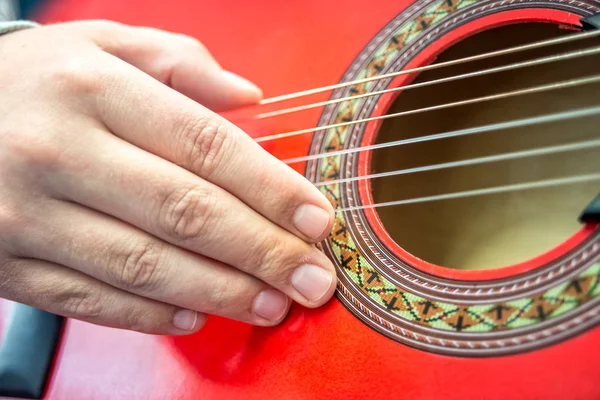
[173,309,198,331]
[222,70,262,96]
[291,264,333,302]
[253,289,288,322]
[293,204,331,240]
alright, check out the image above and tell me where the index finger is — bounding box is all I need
[95,43,334,243]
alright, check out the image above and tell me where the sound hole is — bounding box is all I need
[371,23,600,271]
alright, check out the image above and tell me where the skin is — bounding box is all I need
[0,20,337,335]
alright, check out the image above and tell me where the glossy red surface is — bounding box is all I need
[4,1,596,399]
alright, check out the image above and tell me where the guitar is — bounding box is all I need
[0,0,599,398]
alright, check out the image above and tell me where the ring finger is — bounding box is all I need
[8,198,291,325]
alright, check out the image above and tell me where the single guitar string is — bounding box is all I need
[258,29,600,106]
[282,105,600,164]
[334,173,600,213]
[314,139,600,187]
[255,74,600,142]
[255,45,600,119]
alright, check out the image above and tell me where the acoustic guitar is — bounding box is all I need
[0,0,599,399]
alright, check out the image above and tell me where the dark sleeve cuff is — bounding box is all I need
[0,20,39,35]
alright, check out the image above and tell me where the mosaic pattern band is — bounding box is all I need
[306,0,600,356]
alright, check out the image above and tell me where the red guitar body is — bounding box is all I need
[2,0,598,399]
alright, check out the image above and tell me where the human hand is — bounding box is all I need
[0,20,336,334]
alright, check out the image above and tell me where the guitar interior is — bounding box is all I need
[371,22,600,270]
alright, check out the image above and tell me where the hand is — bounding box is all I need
[0,20,336,335]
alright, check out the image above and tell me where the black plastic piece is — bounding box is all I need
[579,193,600,223]
[581,13,600,30]
[0,304,63,399]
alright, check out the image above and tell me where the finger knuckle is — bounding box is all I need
[248,235,295,284]
[0,104,79,175]
[174,33,208,53]
[203,277,254,315]
[9,135,71,174]
[158,185,219,243]
[257,175,299,219]
[202,283,230,314]
[59,285,104,320]
[0,203,23,238]
[49,56,106,96]
[85,19,124,32]
[113,241,164,293]
[120,309,153,333]
[176,115,235,178]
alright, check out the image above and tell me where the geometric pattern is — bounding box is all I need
[307,0,600,354]
[329,212,600,332]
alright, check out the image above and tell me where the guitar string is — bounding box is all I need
[256,29,600,105]
[282,105,600,165]
[255,73,600,142]
[254,45,600,120]
[333,173,600,212]
[313,138,600,187]
[246,31,600,211]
